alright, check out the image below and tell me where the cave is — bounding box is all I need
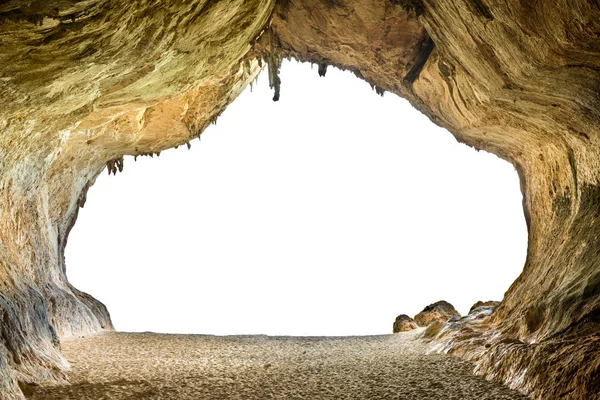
[65,61,526,336]
[0,0,599,399]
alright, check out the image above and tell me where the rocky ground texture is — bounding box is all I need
[26,331,527,400]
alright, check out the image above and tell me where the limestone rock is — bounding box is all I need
[1,0,600,398]
[422,321,446,339]
[414,301,460,327]
[469,301,500,315]
[393,315,419,333]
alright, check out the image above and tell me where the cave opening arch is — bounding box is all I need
[65,60,528,336]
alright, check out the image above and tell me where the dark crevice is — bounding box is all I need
[403,34,435,84]
[324,0,346,7]
[567,146,578,200]
[390,0,425,16]
[470,0,494,21]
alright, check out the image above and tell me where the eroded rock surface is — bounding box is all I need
[469,301,500,315]
[414,300,460,327]
[1,0,600,399]
[0,1,274,397]
[393,314,419,333]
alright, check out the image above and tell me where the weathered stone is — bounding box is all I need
[469,301,500,315]
[414,301,460,327]
[1,0,600,398]
[393,314,419,333]
[422,321,446,339]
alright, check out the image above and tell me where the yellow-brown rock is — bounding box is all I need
[1,0,599,399]
[414,301,460,327]
[393,314,419,333]
[469,301,500,315]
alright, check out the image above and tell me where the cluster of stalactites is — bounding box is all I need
[105,140,198,176]
[106,157,124,175]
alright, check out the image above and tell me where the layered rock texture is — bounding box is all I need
[393,314,419,333]
[414,300,460,327]
[469,301,500,314]
[1,0,599,399]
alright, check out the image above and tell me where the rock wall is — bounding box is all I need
[0,0,599,398]
[0,1,274,398]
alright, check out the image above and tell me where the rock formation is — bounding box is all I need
[393,314,419,333]
[422,320,446,339]
[414,301,460,327]
[469,301,500,315]
[1,0,599,399]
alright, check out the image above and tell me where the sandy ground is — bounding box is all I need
[28,330,527,400]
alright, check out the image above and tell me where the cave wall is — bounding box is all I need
[0,0,599,398]
[0,1,274,397]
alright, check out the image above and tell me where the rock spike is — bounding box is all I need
[318,63,328,77]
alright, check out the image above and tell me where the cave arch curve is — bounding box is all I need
[65,61,527,337]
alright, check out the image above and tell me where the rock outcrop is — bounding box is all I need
[1,0,600,399]
[422,321,446,339]
[414,301,460,327]
[393,315,419,333]
[469,301,500,315]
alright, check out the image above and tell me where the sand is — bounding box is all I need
[28,330,527,399]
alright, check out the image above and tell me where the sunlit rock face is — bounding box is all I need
[393,315,419,333]
[0,1,274,397]
[0,0,599,399]
[414,301,460,327]
[469,301,500,315]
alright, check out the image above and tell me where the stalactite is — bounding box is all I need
[105,157,124,175]
[318,63,328,77]
[267,54,282,101]
[265,27,282,102]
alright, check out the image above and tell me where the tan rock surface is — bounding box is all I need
[393,314,419,333]
[469,301,500,315]
[1,0,600,398]
[414,301,460,327]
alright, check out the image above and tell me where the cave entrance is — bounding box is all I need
[65,61,527,336]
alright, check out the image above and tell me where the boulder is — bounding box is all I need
[392,314,419,333]
[414,301,460,327]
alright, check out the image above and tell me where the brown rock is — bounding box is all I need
[469,301,500,315]
[422,321,446,339]
[393,314,419,333]
[1,0,600,398]
[414,301,460,327]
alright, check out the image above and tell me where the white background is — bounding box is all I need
[67,61,527,336]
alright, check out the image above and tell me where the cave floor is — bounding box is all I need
[28,330,527,400]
